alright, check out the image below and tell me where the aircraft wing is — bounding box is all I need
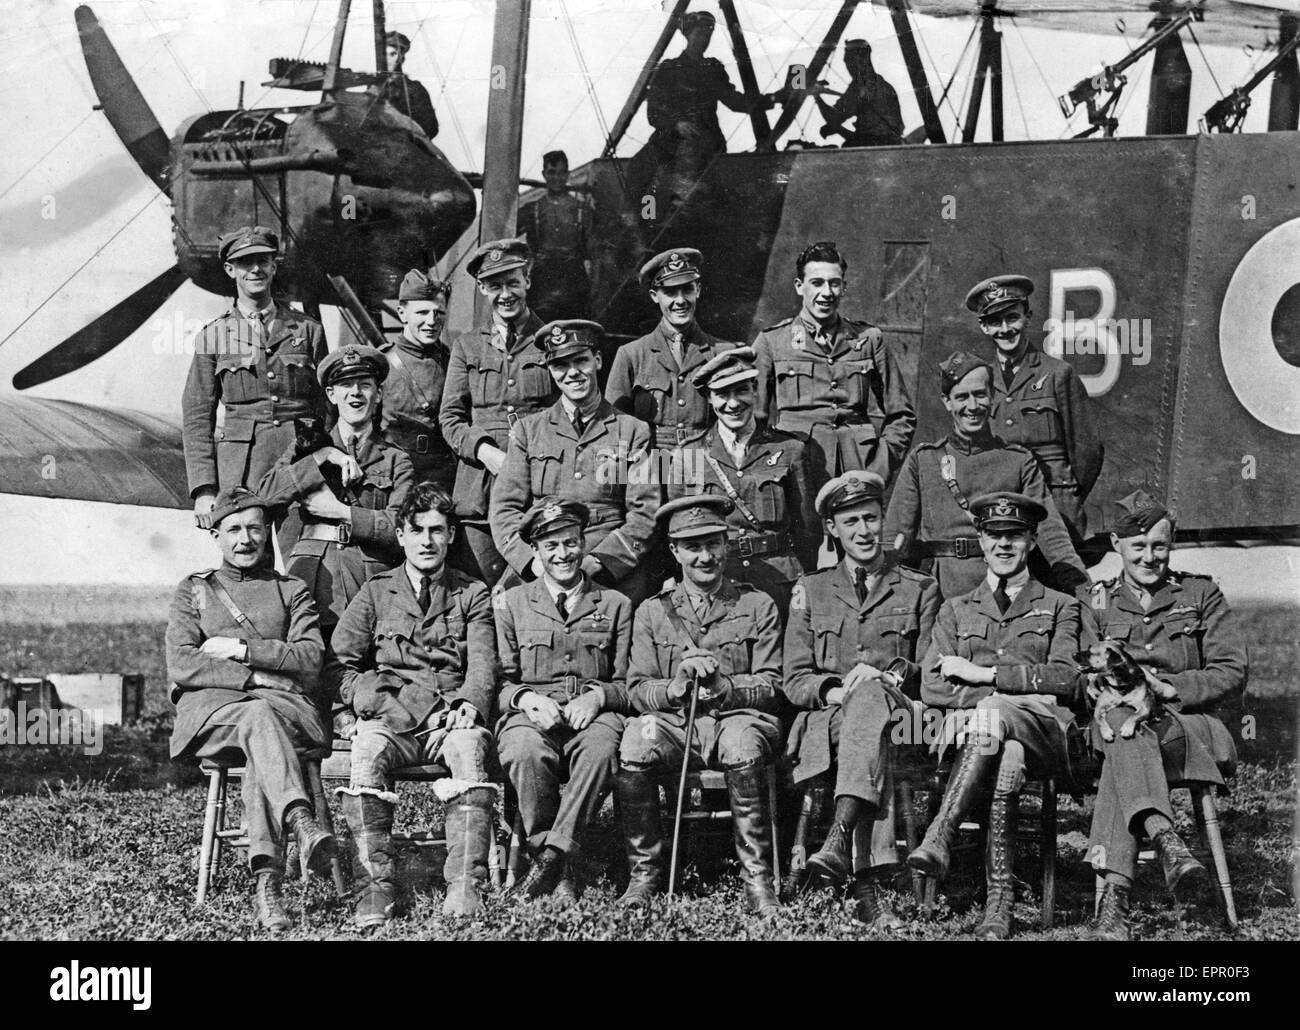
[906,0,1300,46]
[0,395,189,510]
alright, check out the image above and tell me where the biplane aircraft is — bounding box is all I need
[2,0,1298,551]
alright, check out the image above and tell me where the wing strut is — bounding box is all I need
[718,0,771,143]
[886,0,946,144]
[760,0,861,150]
[603,0,690,157]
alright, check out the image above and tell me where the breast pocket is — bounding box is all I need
[810,614,843,670]
[1015,396,1063,447]
[877,612,920,659]
[376,618,420,664]
[653,635,682,675]
[750,467,788,524]
[1100,622,1133,643]
[954,619,990,659]
[467,356,505,407]
[715,619,757,677]
[840,357,876,408]
[775,360,814,408]
[1012,615,1054,659]
[518,629,553,682]
[516,355,554,405]
[216,351,258,404]
[578,627,614,681]
[1164,615,1205,669]
[274,349,317,402]
[527,445,566,496]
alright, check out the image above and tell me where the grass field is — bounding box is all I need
[1,603,1296,941]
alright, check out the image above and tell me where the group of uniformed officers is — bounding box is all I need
[167,222,1246,940]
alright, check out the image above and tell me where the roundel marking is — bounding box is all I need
[1219,218,1300,435]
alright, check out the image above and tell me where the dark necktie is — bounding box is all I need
[418,575,432,615]
[1002,360,1015,389]
[854,565,869,605]
[571,411,586,438]
[556,591,569,621]
[993,575,1011,615]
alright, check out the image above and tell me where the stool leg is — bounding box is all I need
[197,769,222,904]
[1040,778,1057,930]
[767,764,781,896]
[209,768,229,893]
[506,809,527,890]
[305,758,347,899]
[900,781,924,901]
[1193,786,1238,931]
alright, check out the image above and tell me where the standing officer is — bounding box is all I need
[259,345,413,638]
[1084,491,1247,941]
[166,486,335,932]
[616,495,785,916]
[515,150,592,321]
[908,492,1085,940]
[495,499,633,901]
[675,346,818,619]
[753,241,915,493]
[182,225,328,530]
[328,484,497,927]
[383,30,439,138]
[491,320,660,605]
[782,471,939,925]
[440,238,553,585]
[885,351,1088,600]
[966,274,1103,545]
[380,268,455,492]
[817,39,904,147]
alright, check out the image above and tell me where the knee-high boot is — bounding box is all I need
[975,790,1018,940]
[726,760,780,917]
[615,767,665,908]
[342,792,395,930]
[443,787,494,918]
[907,740,997,880]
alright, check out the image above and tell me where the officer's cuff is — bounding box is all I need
[816,676,842,708]
[585,683,606,708]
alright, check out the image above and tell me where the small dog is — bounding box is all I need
[1076,639,1179,741]
[293,417,346,500]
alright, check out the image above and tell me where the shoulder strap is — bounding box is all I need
[195,572,265,641]
[939,443,978,526]
[702,452,761,528]
[659,594,701,650]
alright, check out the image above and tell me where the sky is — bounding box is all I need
[0,0,1297,599]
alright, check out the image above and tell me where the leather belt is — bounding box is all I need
[655,425,696,449]
[728,530,787,559]
[300,522,352,545]
[924,537,982,559]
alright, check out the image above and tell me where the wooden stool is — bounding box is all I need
[196,747,346,904]
[1093,782,1238,931]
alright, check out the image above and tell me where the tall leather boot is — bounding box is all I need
[907,741,997,880]
[1087,882,1132,941]
[974,790,1017,940]
[443,787,493,918]
[342,792,395,930]
[253,869,291,933]
[615,767,665,909]
[726,760,780,918]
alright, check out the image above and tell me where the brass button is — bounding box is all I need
[1006,419,1014,425]
[996,648,1005,656]
[508,378,515,386]
[272,419,281,427]
[574,472,583,480]
[1145,644,1154,651]
[736,471,744,477]
[677,399,686,406]
[1142,616,1151,624]
[742,560,750,567]
[270,394,279,402]
[267,372,276,381]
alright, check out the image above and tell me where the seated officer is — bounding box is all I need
[165,487,335,932]
[1085,491,1247,941]
[885,350,1088,600]
[379,268,456,492]
[908,492,1085,940]
[259,344,413,638]
[491,320,660,604]
[677,345,818,619]
[328,484,497,927]
[782,471,939,926]
[495,498,633,901]
[616,495,784,917]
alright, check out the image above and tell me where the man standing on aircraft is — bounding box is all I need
[966,274,1103,547]
[516,151,592,321]
[440,239,554,585]
[884,351,1088,600]
[753,241,915,494]
[383,30,439,139]
[491,320,660,605]
[817,39,904,147]
[166,486,335,932]
[380,268,456,492]
[182,225,328,532]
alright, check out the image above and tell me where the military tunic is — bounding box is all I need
[258,428,413,631]
[922,577,1084,775]
[884,432,1087,599]
[328,564,497,791]
[516,191,591,321]
[672,421,818,617]
[1083,572,1247,880]
[782,559,939,796]
[166,563,328,867]
[825,75,904,146]
[752,314,915,490]
[605,320,727,451]
[490,398,660,601]
[496,577,632,854]
[646,54,743,159]
[620,578,783,771]
[383,73,438,138]
[181,301,328,499]
[378,333,455,490]
[988,342,1103,539]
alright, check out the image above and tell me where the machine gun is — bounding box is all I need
[1202,33,1300,132]
[1059,10,1199,138]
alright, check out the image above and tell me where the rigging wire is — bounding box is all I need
[1185,23,1225,98]
[560,0,612,143]
[1003,36,1031,139]
[1008,16,1065,124]
[418,16,478,174]
[915,7,971,128]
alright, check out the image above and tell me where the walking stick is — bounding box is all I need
[667,672,701,898]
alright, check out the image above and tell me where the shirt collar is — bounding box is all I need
[845,553,885,583]
[717,420,754,454]
[404,562,435,594]
[338,421,372,452]
[542,573,587,604]
[985,567,1031,599]
[236,299,275,322]
[799,312,840,340]
[560,394,600,421]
